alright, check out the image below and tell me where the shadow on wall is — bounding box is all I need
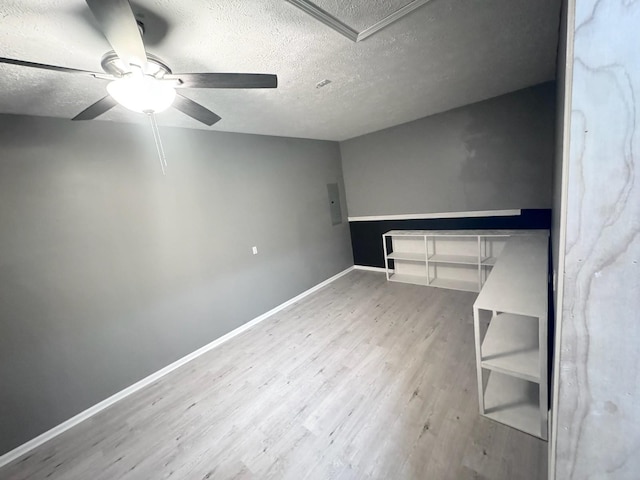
[460,83,556,207]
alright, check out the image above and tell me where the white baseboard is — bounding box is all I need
[353,265,389,273]
[0,266,355,469]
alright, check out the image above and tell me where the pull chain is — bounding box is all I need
[147,111,167,175]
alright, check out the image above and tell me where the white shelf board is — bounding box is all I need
[474,235,549,318]
[480,256,498,266]
[427,254,478,265]
[483,371,541,438]
[387,251,426,262]
[429,277,478,292]
[388,273,429,286]
[481,313,540,382]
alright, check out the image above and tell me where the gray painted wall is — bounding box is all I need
[340,83,556,217]
[0,114,353,455]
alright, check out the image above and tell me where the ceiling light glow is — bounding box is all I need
[107,74,176,114]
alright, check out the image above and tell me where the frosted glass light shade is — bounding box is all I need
[107,75,176,113]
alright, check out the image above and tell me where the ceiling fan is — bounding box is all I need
[0,0,278,127]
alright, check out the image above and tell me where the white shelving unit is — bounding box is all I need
[382,230,541,293]
[473,234,549,440]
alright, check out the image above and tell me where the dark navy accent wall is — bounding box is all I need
[349,209,552,268]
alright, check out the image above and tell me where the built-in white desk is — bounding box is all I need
[383,229,550,439]
[473,234,549,440]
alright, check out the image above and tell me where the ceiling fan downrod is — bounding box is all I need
[147,112,168,175]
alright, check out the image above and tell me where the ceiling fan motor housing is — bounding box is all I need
[100,51,172,78]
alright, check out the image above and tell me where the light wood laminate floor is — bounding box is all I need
[0,271,547,480]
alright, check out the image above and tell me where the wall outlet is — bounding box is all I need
[252,246,258,255]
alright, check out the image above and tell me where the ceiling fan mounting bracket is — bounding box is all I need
[100,51,172,78]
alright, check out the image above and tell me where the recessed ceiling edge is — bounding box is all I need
[284,0,435,42]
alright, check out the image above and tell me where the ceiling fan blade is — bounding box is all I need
[173,94,222,126]
[167,73,278,89]
[72,95,119,121]
[85,0,147,71]
[0,57,109,78]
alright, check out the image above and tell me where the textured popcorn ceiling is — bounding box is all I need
[311,0,412,30]
[0,0,561,141]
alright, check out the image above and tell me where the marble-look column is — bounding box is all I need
[554,0,640,478]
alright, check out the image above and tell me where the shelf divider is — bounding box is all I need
[387,251,426,262]
[427,253,479,265]
[429,277,478,292]
[388,273,429,286]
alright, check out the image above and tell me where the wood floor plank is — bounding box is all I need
[0,271,547,480]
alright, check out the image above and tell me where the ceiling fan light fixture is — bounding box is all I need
[106,74,176,114]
